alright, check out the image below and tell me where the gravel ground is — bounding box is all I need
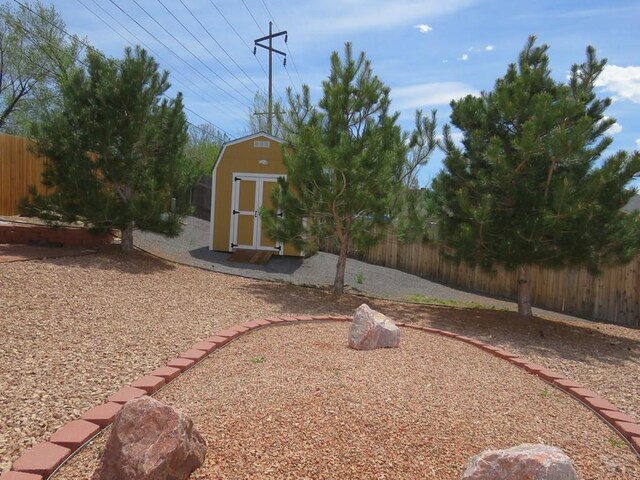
[1,247,639,476]
[55,323,639,480]
[135,216,552,315]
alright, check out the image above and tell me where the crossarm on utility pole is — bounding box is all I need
[254,21,287,135]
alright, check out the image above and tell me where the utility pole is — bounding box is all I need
[254,22,287,135]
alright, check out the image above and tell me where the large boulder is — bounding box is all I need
[92,396,206,480]
[348,304,400,351]
[460,444,578,480]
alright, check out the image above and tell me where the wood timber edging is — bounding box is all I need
[5,316,639,479]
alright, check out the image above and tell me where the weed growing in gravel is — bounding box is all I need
[608,437,628,448]
[539,388,551,398]
[249,356,266,364]
[406,294,509,311]
[355,272,364,284]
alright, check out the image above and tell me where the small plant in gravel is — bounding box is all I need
[608,437,627,448]
[355,272,364,284]
[539,388,551,398]
[249,355,266,364]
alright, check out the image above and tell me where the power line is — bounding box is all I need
[207,0,268,78]
[85,2,243,135]
[156,0,258,97]
[128,0,253,105]
[3,14,73,81]
[254,22,287,134]
[11,0,232,136]
[12,0,93,58]
[260,0,278,29]
[259,0,304,92]
[183,105,228,133]
[79,0,211,102]
[108,0,252,108]
[175,0,265,95]
[241,0,265,34]
[78,0,238,120]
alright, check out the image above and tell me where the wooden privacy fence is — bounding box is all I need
[363,231,640,327]
[190,175,212,220]
[0,133,50,215]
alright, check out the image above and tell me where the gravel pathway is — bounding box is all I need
[135,216,580,321]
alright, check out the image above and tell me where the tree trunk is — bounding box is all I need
[333,233,349,294]
[517,265,533,317]
[120,222,134,253]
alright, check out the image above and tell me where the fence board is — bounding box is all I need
[362,229,640,327]
[0,134,50,215]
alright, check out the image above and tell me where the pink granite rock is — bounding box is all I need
[92,396,206,480]
[348,304,400,351]
[460,444,578,480]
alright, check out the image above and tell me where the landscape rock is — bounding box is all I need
[348,304,400,350]
[460,443,578,480]
[92,396,206,480]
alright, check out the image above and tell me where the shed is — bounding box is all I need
[209,132,301,256]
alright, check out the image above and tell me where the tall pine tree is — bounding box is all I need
[432,36,640,317]
[28,46,191,252]
[263,43,434,293]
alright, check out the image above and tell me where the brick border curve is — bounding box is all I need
[3,316,639,479]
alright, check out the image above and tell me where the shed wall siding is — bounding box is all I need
[212,135,300,255]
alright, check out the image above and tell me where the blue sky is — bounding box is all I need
[43,0,640,186]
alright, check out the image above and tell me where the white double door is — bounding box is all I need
[230,173,283,253]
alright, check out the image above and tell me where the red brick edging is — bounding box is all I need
[4,316,639,479]
[0,223,113,248]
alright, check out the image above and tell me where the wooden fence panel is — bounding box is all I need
[0,134,50,215]
[362,230,640,327]
[189,175,212,220]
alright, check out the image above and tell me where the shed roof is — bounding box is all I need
[211,131,288,176]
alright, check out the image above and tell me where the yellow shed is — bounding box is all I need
[209,132,302,256]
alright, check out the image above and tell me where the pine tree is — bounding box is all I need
[432,36,640,317]
[27,46,191,253]
[263,43,434,293]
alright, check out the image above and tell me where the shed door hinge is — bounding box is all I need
[232,209,239,215]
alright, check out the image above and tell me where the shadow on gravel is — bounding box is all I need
[241,281,370,316]
[188,247,304,274]
[387,302,640,368]
[242,281,640,369]
[32,245,176,274]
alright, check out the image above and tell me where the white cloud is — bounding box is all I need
[601,116,622,134]
[595,65,640,103]
[392,82,478,109]
[458,53,469,61]
[468,45,494,53]
[608,123,623,134]
[415,24,433,33]
[283,0,475,38]
[636,138,640,149]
